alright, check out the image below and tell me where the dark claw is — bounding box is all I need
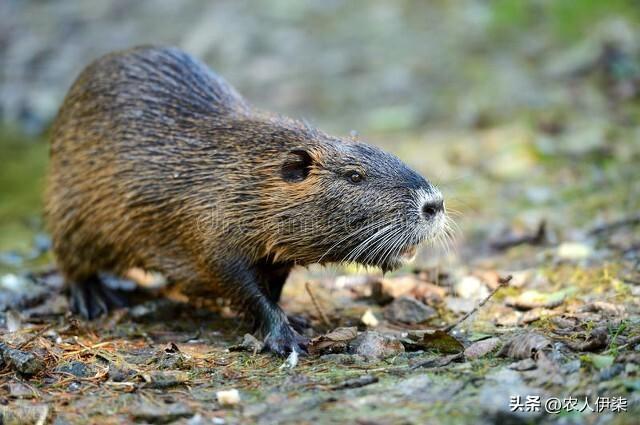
[262,323,309,357]
[70,283,92,319]
[69,275,132,320]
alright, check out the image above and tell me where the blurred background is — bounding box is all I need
[1,0,639,271]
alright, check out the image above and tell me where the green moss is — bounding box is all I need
[547,0,640,41]
[0,127,48,251]
[492,0,640,45]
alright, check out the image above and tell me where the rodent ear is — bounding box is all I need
[281,149,314,182]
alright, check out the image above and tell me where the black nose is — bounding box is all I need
[422,199,444,219]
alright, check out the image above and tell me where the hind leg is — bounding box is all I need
[69,274,132,319]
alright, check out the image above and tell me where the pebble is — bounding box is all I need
[55,361,95,378]
[217,389,241,406]
[384,296,436,324]
[0,343,45,375]
[454,276,489,300]
[360,309,379,327]
[556,242,592,261]
[133,402,193,424]
[348,331,404,359]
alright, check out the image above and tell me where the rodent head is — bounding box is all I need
[259,128,449,272]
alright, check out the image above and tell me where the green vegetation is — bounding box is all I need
[0,128,47,251]
[492,0,640,41]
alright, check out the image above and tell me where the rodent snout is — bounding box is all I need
[421,199,444,220]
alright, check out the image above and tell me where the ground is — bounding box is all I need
[1,1,640,424]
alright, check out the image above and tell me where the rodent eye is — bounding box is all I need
[348,171,364,184]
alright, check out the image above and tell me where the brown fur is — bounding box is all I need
[45,46,446,354]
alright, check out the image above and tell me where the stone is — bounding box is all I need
[348,331,404,359]
[454,276,489,300]
[55,361,95,378]
[0,343,45,375]
[383,296,436,324]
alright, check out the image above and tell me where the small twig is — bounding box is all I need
[442,275,512,333]
[63,341,115,356]
[589,213,640,235]
[305,281,331,327]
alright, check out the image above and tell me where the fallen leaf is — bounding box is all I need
[498,332,552,360]
[464,337,501,359]
[405,330,464,354]
[309,327,358,355]
[506,290,566,310]
[519,308,555,324]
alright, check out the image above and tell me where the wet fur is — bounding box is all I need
[45,46,444,355]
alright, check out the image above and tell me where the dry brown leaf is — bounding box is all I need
[308,327,358,355]
[464,337,501,359]
[404,330,464,354]
[519,308,555,324]
[498,332,551,360]
[506,290,566,310]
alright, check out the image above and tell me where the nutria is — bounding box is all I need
[45,46,447,355]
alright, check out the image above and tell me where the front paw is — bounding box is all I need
[262,324,309,357]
